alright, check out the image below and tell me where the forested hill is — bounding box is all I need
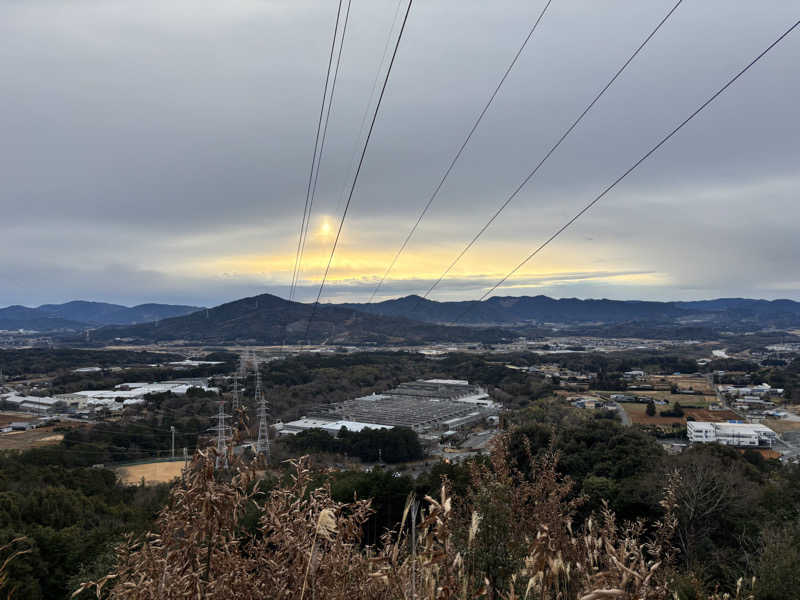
[10,294,800,338]
[342,294,800,327]
[90,293,512,345]
[341,295,686,324]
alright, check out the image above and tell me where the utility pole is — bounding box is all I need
[209,401,232,470]
[254,365,270,464]
[170,426,176,458]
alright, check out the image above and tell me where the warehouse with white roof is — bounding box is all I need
[687,421,777,448]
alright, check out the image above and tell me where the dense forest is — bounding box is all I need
[0,348,185,378]
[0,452,169,599]
[285,426,424,464]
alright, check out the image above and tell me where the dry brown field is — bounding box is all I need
[0,426,65,450]
[0,412,35,427]
[646,374,713,394]
[684,408,739,422]
[621,403,736,426]
[624,390,716,407]
[740,448,781,460]
[762,418,800,434]
[117,461,185,485]
[623,403,683,425]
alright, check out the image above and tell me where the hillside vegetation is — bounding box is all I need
[89,294,511,345]
[72,433,792,600]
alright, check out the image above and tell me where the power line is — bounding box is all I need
[295,0,354,298]
[304,0,414,343]
[65,424,210,438]
[366,0,554,304]
[335,0,405,219]
[416,0,684,306]
[453,18,800,324]
[289,0,345,302]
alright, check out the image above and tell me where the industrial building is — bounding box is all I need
[687,421,777,448]
[277,418,391,436]
[318,394,488,433]
[55,379,218,410]
[720,384,784,398]
[0,395,63,414]
[283,379,498,436]
[388,379,498,408]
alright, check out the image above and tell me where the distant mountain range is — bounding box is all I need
[343,295,800,328]
[89,294,510,345]
[341,295,687,324]
[0,301,202,331]
[4,294,800,343]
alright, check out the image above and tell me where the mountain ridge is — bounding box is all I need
[341,295,800,328]
[0,300,202,330]
[4,294,800,336]
[88,293,511,345]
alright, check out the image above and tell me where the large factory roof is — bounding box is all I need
[299,379,498,433]
[279,418,390,436]
[320,393,481,430]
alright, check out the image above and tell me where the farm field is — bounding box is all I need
[622,390,716,407]
[0,425,65,450]
[645,374,714,395]
[620,401,737,426]
[0,411,35,427]
[117,460,185,485]
[622,402,682,425]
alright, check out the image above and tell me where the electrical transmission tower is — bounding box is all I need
[209,401,232,470]
[254,362,271,464]
[231,367,240,416]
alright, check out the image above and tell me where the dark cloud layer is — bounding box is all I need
[1,1,798,307]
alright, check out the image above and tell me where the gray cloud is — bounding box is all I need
[0,0,798,307]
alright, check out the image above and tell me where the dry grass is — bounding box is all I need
[77,434,714,600]
[0,537,31,598]
[0,426,66,450]
[116,461,186,485]
[762,418,800,434]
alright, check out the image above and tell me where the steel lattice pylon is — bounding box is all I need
[209,401,232,470]
[254,362,271,463]
[231,370,240,415]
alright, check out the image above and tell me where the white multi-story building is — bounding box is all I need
[687,421,777,447]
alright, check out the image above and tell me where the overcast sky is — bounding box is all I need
[1,0,798,308]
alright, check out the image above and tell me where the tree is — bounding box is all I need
[646,400,656,416]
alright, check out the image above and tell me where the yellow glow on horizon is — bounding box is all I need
[169,245,661,295]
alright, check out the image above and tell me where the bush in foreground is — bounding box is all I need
[75,436,751,600]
